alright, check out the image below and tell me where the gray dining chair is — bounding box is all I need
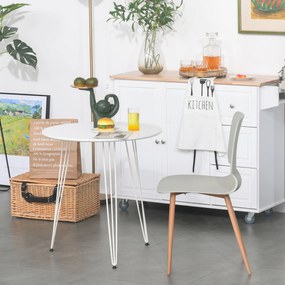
[157,112,251,275]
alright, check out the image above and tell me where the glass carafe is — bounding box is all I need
[203,32,221,70]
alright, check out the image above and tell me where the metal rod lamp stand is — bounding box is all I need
[0,118,11,191]
[89,0,96,174]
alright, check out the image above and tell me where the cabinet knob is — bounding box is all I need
[155,139,160,144]
[161,140,166,144]
[229,104,235,109]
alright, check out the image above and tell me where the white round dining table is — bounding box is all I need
[42,122,161,268]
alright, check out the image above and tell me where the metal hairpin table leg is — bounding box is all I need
[102,141,118,268]
[49,140,72,251]
[125,141,149,245]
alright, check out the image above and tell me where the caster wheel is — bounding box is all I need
[244,213,255,224]
[119,200,129,211]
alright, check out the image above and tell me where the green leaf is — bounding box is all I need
[108,0,183,32]
[6,39,37,68]
[0,26,18,41]
[0,3,29,21]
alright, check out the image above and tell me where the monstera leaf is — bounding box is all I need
[0,26,18,41]
[0,3,29,20]
[0,3,37,68]
[6,39,37,68]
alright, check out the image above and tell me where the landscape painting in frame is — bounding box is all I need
[0,92,50,185]
[238,0,285,34]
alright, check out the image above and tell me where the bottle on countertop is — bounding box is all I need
[203,32,221,70]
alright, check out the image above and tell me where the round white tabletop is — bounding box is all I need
[42,122,161,142]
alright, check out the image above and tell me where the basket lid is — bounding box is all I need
[10,172,100,186]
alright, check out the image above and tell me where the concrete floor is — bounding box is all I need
[1,190,285,285]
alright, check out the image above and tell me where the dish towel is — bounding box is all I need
[178,78,226,171]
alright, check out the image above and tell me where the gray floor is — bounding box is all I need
[1,190,285,285]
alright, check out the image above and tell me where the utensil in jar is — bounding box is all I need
[206,80,211,97]
[211,85,215,97]
[200,79,206,96]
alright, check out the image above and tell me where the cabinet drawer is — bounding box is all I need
[215,85,258,127]
[210,165,257,210]
[211,126,257,168]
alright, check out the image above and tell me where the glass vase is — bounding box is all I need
[138,30,164,75]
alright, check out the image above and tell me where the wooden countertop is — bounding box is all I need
[110,71,278,87]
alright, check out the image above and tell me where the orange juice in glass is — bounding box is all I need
[128,108,140,131]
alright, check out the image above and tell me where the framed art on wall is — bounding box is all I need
[238,0,285,35]
[0,92,50,186]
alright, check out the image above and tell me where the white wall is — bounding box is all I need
[1,0,285,209]
[1,0,284,117]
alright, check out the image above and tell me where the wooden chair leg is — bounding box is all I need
[167,193,176,275]
[224,195,251,275]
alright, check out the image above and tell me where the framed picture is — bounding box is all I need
[238,0,285,35]
[0,92,50,186]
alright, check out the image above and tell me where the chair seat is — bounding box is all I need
[157,174,238,196]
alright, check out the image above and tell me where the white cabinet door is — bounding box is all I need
[115,81,163,200]
[162,84,192,175]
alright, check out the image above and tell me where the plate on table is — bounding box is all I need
[230,74,254,81]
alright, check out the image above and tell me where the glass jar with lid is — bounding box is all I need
[203,32,221,70]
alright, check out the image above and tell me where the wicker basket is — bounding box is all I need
[10,172,100,222]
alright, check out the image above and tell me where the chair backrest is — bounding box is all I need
[227,112,244,184]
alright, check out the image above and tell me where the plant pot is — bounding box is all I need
[138,30,164,75]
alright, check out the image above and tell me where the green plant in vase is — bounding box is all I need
[108,0,183,74]
[0,3,37,68]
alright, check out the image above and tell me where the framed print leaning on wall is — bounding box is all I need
[238,0,285,35]
[0,92,50,185]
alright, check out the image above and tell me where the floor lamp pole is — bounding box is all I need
[88,0,96,173]
[0,118,11,191]
[89,0,94,78]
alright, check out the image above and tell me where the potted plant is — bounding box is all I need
[108,0,183,74]
[0,3,37,68]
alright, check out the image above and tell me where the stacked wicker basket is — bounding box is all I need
[10,172,100,222]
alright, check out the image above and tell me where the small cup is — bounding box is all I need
[128,107,140,131]
[180,60,194,72]
[194,60,208,72]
